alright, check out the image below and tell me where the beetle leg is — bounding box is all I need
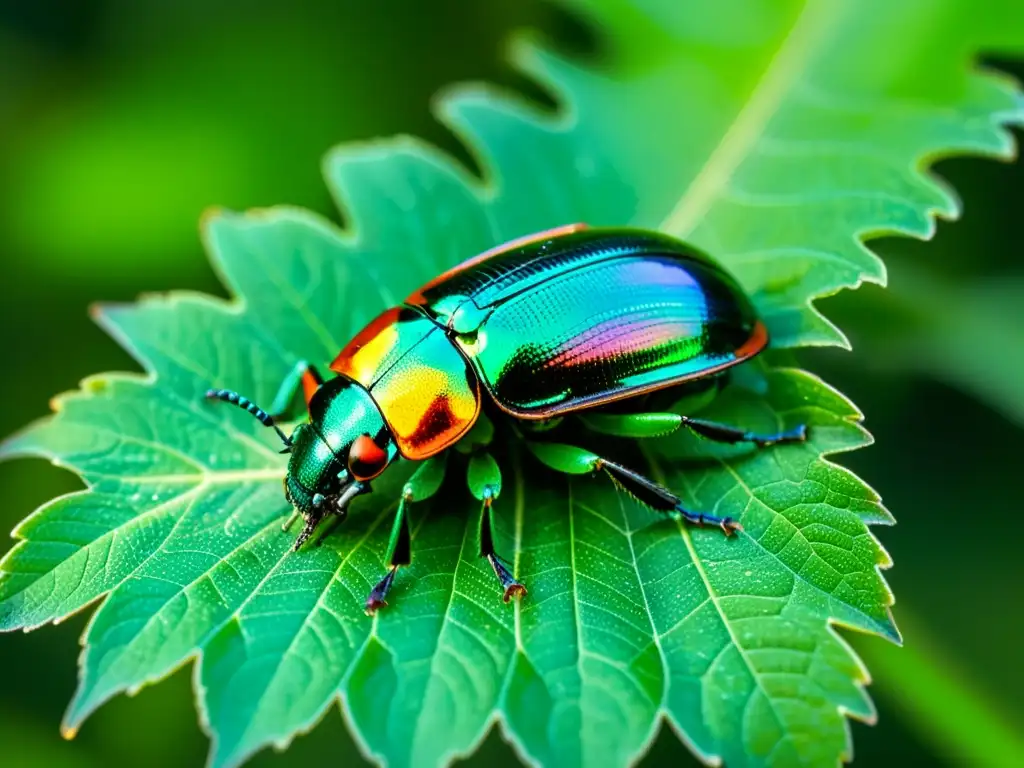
[594,457,742,535]
[581,411,808,447]
[365,455,447,615]
[526,441,741,535]
[365,496,411,615]
[678,416,808,448]
[270,360,325,419]
[467,452,526,602]
[478,492,527,602]
[291,481,371,551]
[313,481,370,547]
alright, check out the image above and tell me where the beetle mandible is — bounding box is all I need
[206,224,808,614]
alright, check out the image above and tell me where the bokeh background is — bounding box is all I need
[1,1,1021,766]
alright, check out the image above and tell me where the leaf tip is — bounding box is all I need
[838,702,878,729]
[60,703,92,742]
[882,613,904,647]
[199,205,230,232]
[86,300,108,324]
[87,300,136,338]
[847,608,902,648]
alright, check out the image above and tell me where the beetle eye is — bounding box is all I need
[348,434,388,481]
[312,493,325,507]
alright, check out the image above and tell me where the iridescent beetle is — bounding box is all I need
[207,224,807,614]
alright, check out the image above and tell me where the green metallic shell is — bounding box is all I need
[285,423,342,513]
[411,228,767,418]
[308,377,392,457]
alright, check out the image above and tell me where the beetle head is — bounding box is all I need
[283,377,398,518]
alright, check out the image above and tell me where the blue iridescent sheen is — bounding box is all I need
[410,227,766,417]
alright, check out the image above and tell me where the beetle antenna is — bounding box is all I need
[205,388,292,448]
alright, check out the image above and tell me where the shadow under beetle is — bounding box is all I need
[206,224,808,614]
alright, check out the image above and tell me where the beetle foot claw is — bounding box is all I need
[782,423,809,443]
[750,423,809,448]
[758,423,808,447]
[720,517,743,536]
[365,567,398,616]
[488,555,526,603]
[364,597,388,616]
[503,583,528,603]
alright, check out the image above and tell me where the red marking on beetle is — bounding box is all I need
[301,369,323,405]
[403,396,458,454]
[348,435,389,481]
[735,320,769,361]
[330,307,403,375]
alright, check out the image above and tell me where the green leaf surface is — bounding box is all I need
[2,1,1023,767]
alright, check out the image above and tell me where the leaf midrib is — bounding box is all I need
[109,469,285,486]
[676,518,791,756]
[641,446,791,758]
[406,509,494,764]
[660,0,839,238]
[616,484,675,763]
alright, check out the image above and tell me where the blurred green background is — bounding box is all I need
[1,1,1021,766]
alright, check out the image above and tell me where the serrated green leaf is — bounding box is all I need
[2,1,1023,767]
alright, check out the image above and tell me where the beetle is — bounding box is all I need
[206,223,807,614]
